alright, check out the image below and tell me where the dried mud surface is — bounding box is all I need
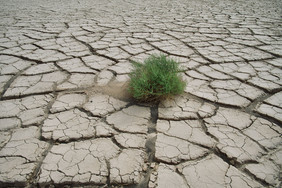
[0,0,281,187]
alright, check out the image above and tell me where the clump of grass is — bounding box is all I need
[129,54,186,102]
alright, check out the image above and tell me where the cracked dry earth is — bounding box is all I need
[0,0,281,188]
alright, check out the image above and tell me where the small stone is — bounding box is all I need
[143,164,148,172]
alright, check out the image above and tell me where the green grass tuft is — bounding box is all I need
[129,54,186,102]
